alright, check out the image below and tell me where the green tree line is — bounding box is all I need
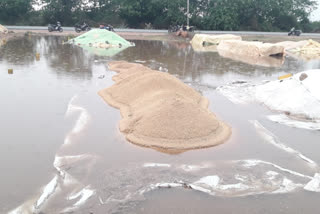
[0,0,319,32]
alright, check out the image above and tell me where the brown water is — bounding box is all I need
[1,35,320,214]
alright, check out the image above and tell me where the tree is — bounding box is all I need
[118,0,158,28]
[0,0,34,24]
[236,0,316,31]
[83,0,122,26]
[41,0,83,25]
[200,0,240,30]
[0,0,318,31]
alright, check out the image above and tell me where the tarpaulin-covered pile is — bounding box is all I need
[217,70,320,129]
[255,70,320,120]
[276,40,309,52]
[0,24,8,34]
[190,34,241,52]
[278,40,320,60]
[191,34,242,46]
[70,29,133,47]
[69,29,134,56]
[218,40,284,57]
[218,50,284,67]
[217,40,285,67]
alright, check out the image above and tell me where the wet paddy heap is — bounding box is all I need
[1,35,320,214]
[99,61,231,151]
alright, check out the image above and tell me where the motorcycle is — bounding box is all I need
[99,24,114,32]
[288,28,302,36]
[168,25,194,33]
[168,25,181,33]
[75,23,91,33]
[48,22,63,32]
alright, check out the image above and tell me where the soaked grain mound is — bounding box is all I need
[99,61,231,150]
[108,61,153,83]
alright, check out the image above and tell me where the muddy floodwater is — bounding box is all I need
[1,35,320,214]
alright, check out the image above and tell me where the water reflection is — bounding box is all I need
[0,35,36,65]
[0,35,96,79]
[218,49,285,68]
[79,45,129,57]
[115,40,320,86]
[0,35,108,212]
[191,43,218,53]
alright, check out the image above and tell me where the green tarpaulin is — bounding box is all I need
[69,29,134,57]
[70,29,133,47]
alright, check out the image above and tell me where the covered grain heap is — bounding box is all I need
[191,34,241,52]
[99,61,231,151]
[217,40,285,67]
[0,24,8,34]
[217,40,284,57]
[69,29,134,56]
[278,40,320,60]
[255,70,320,120]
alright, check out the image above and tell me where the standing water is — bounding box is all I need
[1,35,320,213]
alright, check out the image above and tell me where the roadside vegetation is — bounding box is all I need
[0,0,319,32]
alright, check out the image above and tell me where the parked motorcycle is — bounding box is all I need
[288,27,302,36]
[48,22,63,32]
[168,25,194,33]
[168,25,181,33]
[75,23,91,33]
[99,24,114,32]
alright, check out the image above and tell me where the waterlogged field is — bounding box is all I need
[1,35,320,213]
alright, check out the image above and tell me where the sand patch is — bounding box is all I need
[99,61,231,151]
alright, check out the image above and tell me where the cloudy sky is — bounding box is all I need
[310,0,320,21]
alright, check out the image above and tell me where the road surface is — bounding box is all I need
[5,25,320,37]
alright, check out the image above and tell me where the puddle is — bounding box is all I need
[1,36,320,213]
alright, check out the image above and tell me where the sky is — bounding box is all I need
[310,0,320,21]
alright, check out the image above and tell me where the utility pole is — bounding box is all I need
[187,0,189,26]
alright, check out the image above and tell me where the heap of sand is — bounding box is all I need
[99,61,231,150]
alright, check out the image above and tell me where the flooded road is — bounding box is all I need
[1,35,320,213]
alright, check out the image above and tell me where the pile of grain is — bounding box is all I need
[99,61,231,151]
